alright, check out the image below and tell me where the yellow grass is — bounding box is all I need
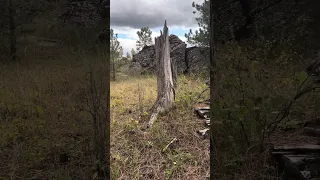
[110,75,210,179]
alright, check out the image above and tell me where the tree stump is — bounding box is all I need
[148,20,175,127]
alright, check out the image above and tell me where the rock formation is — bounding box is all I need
[132,45,156,70]
[185,47,210,74]
[58,0,109,28]
[131,35,209,75]
[169,35,186,75]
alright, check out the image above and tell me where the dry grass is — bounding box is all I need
[110,75,210,179]
[0,52,210,180]
[0,50,107,179]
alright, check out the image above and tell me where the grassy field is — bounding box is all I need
[0,49,209,179]
[110,74,210,179]
[0,51,108,179]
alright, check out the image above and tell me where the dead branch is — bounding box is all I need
[162,138,178,152]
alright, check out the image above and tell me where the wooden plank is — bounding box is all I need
[273,144,320,154]
[281,154,320,179]
[281,155,306,179]
[271,151,297,155]
[195,108,210,119]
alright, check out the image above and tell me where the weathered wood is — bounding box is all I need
[281,155,309,179]
[271,117,320,179]
[148,20,174,127]
[193,103,210,111]
[278,154,320,179]
[210,0,217,177]
[195,109,210,119]
[205,120,210,126]
[272,144,320,154]
[197,128,210,139]
[162,137,178,152]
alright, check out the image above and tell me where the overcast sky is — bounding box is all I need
[110,0,203,56]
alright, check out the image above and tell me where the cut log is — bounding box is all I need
[148,20,174,127]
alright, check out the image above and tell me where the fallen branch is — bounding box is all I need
[148,99,164,127]
[162,137,178,152]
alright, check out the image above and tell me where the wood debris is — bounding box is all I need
[162,137,178,152]
[194,102,211,138]
[271,118,320,179]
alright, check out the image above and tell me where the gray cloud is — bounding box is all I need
[110,0,203,29]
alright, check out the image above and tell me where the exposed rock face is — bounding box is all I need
[131,35,209,75]
[57,0,109,45]
[132,45,156,70]
[169,35,186,74]
[58,0,109,28]
[186,47,210,74]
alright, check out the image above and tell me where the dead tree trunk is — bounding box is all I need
[148,20,175,127]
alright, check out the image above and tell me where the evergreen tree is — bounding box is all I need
[131,48,136,56]
[185,0,210,47]
[136,27,153,51]
[110,28,122,81]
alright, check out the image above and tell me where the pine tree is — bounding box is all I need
[110,28,122,81]
[185,0,210,47]
[136,27,153,51]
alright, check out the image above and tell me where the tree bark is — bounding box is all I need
[210,0,217,178]
[105,27,111,180]
[148,20,175,127]
[8,0,16,61]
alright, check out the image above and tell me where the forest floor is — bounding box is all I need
[110,73,210,179]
